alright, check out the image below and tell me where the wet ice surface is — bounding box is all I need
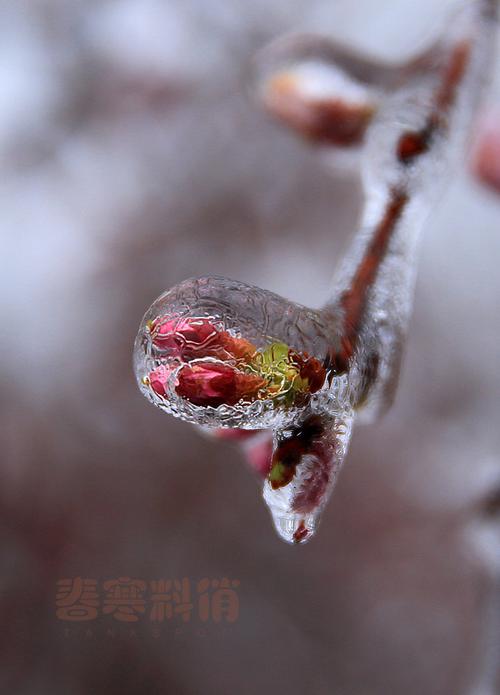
[134,276,333,429]
[135,1,497,545]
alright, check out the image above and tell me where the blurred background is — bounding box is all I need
[1,0,499,693]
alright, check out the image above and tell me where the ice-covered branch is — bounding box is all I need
[133,0,497,544]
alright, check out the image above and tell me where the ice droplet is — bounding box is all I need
[269,511,319,546]
[263,412,354,544]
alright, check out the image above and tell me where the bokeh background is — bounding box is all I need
[1,0,499,693]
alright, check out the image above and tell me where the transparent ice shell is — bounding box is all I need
[133,276,352,430]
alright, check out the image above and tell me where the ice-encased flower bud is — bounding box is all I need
[133,276,336,429]
[175,362,265,408]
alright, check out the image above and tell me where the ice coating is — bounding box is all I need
[254,29,445,148]
[134,276,337,430]
[258,54,377,147]
[134,0,497,544]
[326,0,496,420]
[263,413,354,544]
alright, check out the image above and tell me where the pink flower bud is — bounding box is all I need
[148,365,175,397]
[473,112,500,194]
[244,435,273,478]
[149,315,257,363]
[176,362,265,407]
[150,316,220,357]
